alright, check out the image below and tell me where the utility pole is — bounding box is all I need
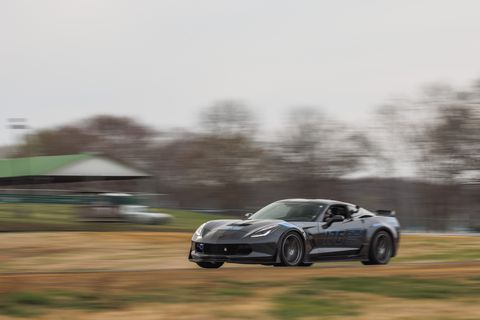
[7,118,33,216]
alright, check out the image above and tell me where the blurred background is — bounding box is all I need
[1,1,480,319]
[3,91,480,232]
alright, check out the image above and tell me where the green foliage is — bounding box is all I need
[0,290,125,317]
[0,282,254,317]
[9,292,51,305]
[271,290,358,319]
[139,281,254,304]
[269,276,480,319]
[398,250,480,262]
[1,276,479,318]
[310,276,480,300]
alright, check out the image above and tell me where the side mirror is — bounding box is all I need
[244,212,253,219]
[322,215,344,229]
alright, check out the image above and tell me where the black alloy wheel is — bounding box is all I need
[280,232,304,266]
[362,231,393,265]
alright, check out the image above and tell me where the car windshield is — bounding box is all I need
[250,202,326,221]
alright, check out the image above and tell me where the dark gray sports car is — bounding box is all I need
[189,199,400,268]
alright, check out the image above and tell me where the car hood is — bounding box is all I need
[200,219,285,241]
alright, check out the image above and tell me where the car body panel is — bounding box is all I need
[189,199,400,265]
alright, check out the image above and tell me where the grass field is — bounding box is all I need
[2,272,479,319]
[1,232,480,319]
[0,203,231,232]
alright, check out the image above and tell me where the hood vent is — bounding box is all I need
[229,221,254,227]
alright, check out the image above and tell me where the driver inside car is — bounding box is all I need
[324,207,336,221]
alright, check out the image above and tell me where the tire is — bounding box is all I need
[362,230,393,265]
[279,232,304,266]
[196,261,224,269]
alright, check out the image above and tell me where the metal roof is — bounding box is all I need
[0,154,150,185]
[0,154,89,178]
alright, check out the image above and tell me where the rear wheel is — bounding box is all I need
[196,261,224,269]
[362,231,393,265]
[279,232,304,266]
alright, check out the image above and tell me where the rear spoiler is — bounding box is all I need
[375,210,396,217]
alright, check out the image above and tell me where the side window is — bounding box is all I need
[335,205,349,219]
[322,206,334,222]
[323,205,349,221]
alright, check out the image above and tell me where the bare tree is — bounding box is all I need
[153,101,265,208]
[381,80,480,230]
[277,107,373,179]
[16,125,94,156]
[411,84,480,183]
[15,115,156,167]
[199,100,256,138]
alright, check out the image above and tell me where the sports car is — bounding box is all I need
[189,199,400,268]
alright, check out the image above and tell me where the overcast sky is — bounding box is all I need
[2,0,480,145]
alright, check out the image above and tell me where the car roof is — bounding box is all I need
[278,198,356,207]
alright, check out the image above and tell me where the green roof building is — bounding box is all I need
[0,154,150,185]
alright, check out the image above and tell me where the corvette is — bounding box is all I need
[189,199,400,268]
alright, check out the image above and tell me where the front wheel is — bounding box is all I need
[362,231,393,265]
[196,261,224,269]
[279,232,304,266]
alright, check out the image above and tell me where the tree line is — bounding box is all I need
[13,80,480,230]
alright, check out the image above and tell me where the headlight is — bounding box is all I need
[195,223,206,237]
[251,225,277,238]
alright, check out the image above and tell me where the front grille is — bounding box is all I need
[195,243,252,255]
